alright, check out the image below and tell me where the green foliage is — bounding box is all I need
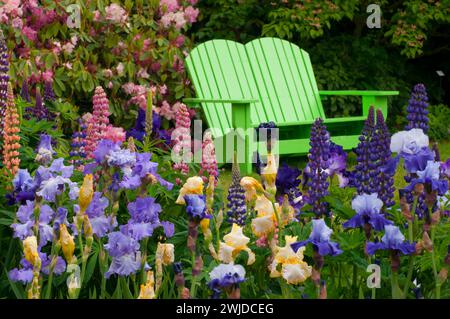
[428,104,450,141]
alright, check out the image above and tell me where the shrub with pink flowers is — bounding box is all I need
[0,0,199,129]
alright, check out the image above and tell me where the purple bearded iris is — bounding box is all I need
[343,193,393,232]
[366,225,416,255]
[34,158,79,203]
[390,129,434,174]
[11,201,57,247]
[184,194,210,221]
[326,142,348,187]
[9,252,66,284]
[442,158,450,179]
[120,196,173,240]
[406,161,448,196]
[35,134,55,166]
[104,231,148,278]
[119,152,173,191]
[127,109,171,144]
[291,219,342,256]
[73,192,116,238]
[7,169,39,204]
[208,263,246,292]
[276,163,301,195]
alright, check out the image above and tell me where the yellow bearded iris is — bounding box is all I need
[176,176,204,205]
[219,224,255,265]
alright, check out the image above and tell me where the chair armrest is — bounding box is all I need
[318,90,399,119]
[319,90,399,96]
[183,98,258,107]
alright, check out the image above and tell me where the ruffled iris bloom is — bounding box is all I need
[406,160,448,196]
[120,196,173,240]
[184,194,209,221]
[208,263,246,293]
[291,219,342,256]
[35,134,55,166]
[7,169,39,204]
[390,129,434,173]
[9,252,66,284]
[11,201,56,247]
[343,193,393,232]
[104,231,149,278]
[367,225,416,255]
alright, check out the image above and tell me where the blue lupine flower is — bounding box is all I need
[367,225,416,255]
[374,110,395,207]
[352,106,378,194]
[406,160,448,195]
[227,159,247,226]
[291,219,342,256]
[208,263,246,290]
[185,194,209,220]
[306,119,331,216]
[21,78,30,102]
[405,84,429,133]
[43,81,55,102]
[343,193,393,231]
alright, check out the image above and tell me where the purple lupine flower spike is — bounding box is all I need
[43,81,55,102]
[375,109,395,208]
[306,118,330,217]
[226,154,247,226]
[30,88,51,120]
[405,84,429,134]
[0,31,9,136]
[21,78,30,102]
[352,106,378,194]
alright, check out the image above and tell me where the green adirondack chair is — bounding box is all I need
[184,37,399,174]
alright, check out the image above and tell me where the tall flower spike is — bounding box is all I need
[21,78,30,102]
[352,106,378,194]
[306,118,330,217]
[0,32,9,136]
[30,88,50,120]
[2,83,21,177]
[375,109,395,208]
[405,84,429,133]
[43,81,55,102]
[69,119,87,170]
[200,131,218,181]
[227,153,247,226]
[85,86,111,158]
[172,103,191,174]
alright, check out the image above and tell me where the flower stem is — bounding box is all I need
[430,227,441,299]
[391,272,403,299]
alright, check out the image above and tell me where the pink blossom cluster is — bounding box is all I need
[0,0,23,24]
[159,0,199,30]
[172,103,191,174]
[85,86,111,158]
[122,83,156,110]
[104,125,126,144]
[200,131,218,182]
[93,3,128,25]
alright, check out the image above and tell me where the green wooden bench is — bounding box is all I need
[184,37,399,174]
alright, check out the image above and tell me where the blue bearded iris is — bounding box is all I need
[291,219,343,256]
[343,193,393,232]
[367,225,416,255]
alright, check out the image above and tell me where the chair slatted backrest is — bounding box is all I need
[186,39,261,137]
[185,37,326,137]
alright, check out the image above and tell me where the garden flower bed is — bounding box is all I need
[0,1,449,301]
